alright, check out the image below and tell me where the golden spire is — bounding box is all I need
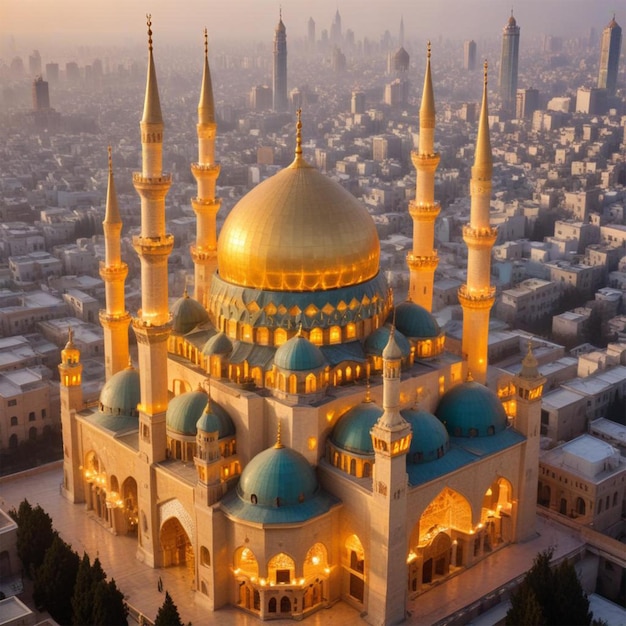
[65,326,75,349]
[520,341,540,379]
[198,28,215,125]
[103,146,121,225]
[274,420,284,449]
[141,14,163,125]
[420,41,435,129]
[289,108,310,169]
[473,60,492,180]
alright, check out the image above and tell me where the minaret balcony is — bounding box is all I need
[191,197,220,215]
[408,200,441,220]
[99,261,128,281]
[462,225,498,248]
[132,234,174,259]
[406,253,438,270]
[190,244,217,262]
[411,151,440,171]
[191,162,220,175]
[458,285,495,309]
[99,310,131,326]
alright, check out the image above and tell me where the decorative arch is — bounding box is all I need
[159,517,194,573]
[159,499,195,545]
[268,552,296,584]
[344,534,365,603]
[415,487,473,543]
[303,542,328,578]
[234,546,259,578]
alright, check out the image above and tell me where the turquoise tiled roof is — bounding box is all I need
[364,324,410,357]
[99,367,140,419]
[171,292,209,335]
[196,400,236,439]
[401,407,449,464]
[202,331,233,356]
[331,401,383,454]
[274,335,326,371]
[166,389,208,435]
[390,301,441,339]
[435,381,508,437]
[91,412,138,434]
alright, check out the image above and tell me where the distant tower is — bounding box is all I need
[99,147,130,380]
[499,11,520,113]
[132,16,173,566]
[307,17,316,51]
[368,328,412,625]
[32,76,49,110]
[29,49,41,75]
[597,15,622,95]
[459,62,496,384]
[399,15,405,47]
[407,43,440,311]
[273,10,288,112]
[464,39,477,71]
[351,90,365,114]
[191,30,221,308]
[331,9,342,45]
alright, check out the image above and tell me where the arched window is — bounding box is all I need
[201,546,210,566]
[575,497,585,516]
[29,411,36,421]
[275,328,287,347]
[268,597,277,613]
[9,434,18,449]
[280,596,291,613]
[10,416,17,426]
[310,328,323,345]
[29,427,37,441]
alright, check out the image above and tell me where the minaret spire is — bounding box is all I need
[191,27,221,307]
[407,41,440,310]
[99,146,130,380]
[459,60,497,384]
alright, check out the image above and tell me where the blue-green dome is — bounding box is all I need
[401,407,449,463]
[196,400,236,439]
[166,389,208,436]
[237,444,318,507]
[364,324,410,357]
[202,331,233,356]
[389,301,441,339]
[274,334,326,371]
[436,381,508,437]
[99,366,140,418]
[171,291,209,335]
[331,401,383,455]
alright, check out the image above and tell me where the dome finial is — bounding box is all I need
[427,40,431,59]
[483,59,488,86]
[66,326,74,348]
[146,14,153,52]
[296,322,303,337]
[466,370,474,382]
[204,27,208,58]
[275,420,284,448]
[127,356,133,369]
[107,145,112,174]
[295,108,303,157]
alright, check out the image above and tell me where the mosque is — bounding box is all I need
[59,18,545,625]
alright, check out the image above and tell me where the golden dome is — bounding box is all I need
[217,155,380,292]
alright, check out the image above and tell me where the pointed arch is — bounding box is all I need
[234,546,259,578]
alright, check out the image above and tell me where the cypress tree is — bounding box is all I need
[154,591,184,626]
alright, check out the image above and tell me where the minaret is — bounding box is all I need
[407,42,440,311]
[190,29,221,308]
[59,328,85,503]
[132,16,173,567]
[99,147,130,380]
[273,10,288,112]
[459,62,497,385]
[512,343,545,541]
[368,328,412,625]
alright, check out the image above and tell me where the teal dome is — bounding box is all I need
[436,382,508,437]
[99,366,140,418]
[237,444,318,507]
[196,400,236,439]
[274,334,326,371]
[331,401,383,455]
[166,389,208,436]
[202,331,233,356]
[364,324,410,357]
[171,291,209,335]
[389,301,441,339]
[401,408,449,463]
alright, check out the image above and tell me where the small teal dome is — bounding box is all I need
[99,366,140,418]
[196,400,236,439]
[436,381,508,437]
[390,301,441,339]
[274,334,326,371]
[166,389,208,436]
[331,401,383,455]
[365,324,410,357]
[237,444,318,507]
[401,407,449,463]
[171,291,209,335]
[202,332,233,356]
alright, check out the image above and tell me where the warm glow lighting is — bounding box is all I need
[311,556,320,565]
[486,488,492,496]
[308,437,317,451]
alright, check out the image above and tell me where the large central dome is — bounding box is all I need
[217,153,380,292]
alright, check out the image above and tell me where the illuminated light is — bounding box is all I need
[234,568,241,575]
[407,550,417,564]
[250,576,256,582]
[308,437,317,451]
[486,488,493,496]
[326,410,335,423]
[477,523,483,529]
[311,556,320,565]
[324,567,330,574]
[300,578,305,585]
[260,578,266,586]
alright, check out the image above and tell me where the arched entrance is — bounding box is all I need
[160,517,194,582]
[481,477,514,547]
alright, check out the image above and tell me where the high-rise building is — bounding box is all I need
[464,40,476,71]
[32,76,49,111]
[515,88,539,119]
[597,15,622,95]
[272,10,287,112]
[499,11,520,113]
[307,17,315,52]
[351,90,365,114]
[28,50,41,75]
[330,9,342,45]
[45,62,59,83]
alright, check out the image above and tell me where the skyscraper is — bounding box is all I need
[499,11,520,113]
[272,10,287,112]
[32,76,49,110]
[464,40,476,71]
[307,16,315,52]
[597,15,622,95]
[330,9,342,45]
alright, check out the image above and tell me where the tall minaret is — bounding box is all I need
[368,328,412,625]
[132,16,173,567]
[273,9,288,112]
[407,42,440,310]
[190,29,220,307]
[459,62,497,384]
[99,147,130,380]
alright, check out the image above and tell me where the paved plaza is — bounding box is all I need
[1,464,588,625]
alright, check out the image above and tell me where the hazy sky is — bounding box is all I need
[1,0,620,51]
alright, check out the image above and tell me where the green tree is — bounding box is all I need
[92,578,128,626]
[71,553,106,625]
[506,583,545,625]
[33,535,79,624]
[553,558,592,625]
[154,591,184,626]
[9,499,57,577]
